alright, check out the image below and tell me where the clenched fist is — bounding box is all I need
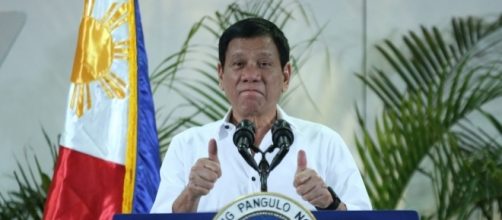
[293,150,334,209]
[187,139,222,197]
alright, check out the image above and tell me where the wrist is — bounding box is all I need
[185,185,202,201]
[315,186,341,211]
[173,187,201,213]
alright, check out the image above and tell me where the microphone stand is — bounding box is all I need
[252,144,279,192]
[258,156,269,192]
[234,119,293,192]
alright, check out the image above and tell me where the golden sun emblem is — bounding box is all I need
[70,1,131,117]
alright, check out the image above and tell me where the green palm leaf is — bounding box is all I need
[0,129,57,219]
[357,15,502,219]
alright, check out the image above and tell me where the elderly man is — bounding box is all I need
[151,17,371,213]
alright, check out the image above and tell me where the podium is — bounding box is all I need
[121,192,418,219]
[114,210,419,220]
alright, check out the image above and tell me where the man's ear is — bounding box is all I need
[217,63,224,89]
[282,62,292,92]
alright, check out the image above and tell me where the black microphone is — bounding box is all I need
[233,120,259,171]
[269,119,294,171]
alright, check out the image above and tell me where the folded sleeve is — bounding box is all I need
[325,132,372,210]
[150,136,187,213]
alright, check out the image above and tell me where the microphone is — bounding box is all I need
[233,120,259,171]
[269,119,294,171]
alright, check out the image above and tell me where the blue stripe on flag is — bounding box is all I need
[132,0,161,213]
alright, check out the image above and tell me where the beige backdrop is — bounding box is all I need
[0,0,501,214]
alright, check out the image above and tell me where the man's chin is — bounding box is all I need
[233,103,276,118]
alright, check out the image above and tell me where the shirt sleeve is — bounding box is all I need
[150,135,188,213]
[326,132,373,210]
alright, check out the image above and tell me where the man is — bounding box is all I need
[151,17,371,213]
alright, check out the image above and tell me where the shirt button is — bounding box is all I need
[251,176,256,181]
[224,125,230,129]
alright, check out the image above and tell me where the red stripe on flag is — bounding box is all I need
[44,146,125,220]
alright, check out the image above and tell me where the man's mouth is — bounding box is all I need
[240,89,263,96]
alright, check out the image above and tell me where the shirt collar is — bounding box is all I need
[219,105,298,130]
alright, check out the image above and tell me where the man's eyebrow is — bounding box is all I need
[227,52,244,59]
[256,52,273,57]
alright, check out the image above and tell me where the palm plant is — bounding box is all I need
[150,0,328,153]
[356,15,502,219]
[0,129,57,219]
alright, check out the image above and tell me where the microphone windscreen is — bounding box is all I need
[233,119,256,147]
[271,119,293,146]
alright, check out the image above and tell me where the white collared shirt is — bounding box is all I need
[151,107,372,213]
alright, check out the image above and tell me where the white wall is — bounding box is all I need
[0,0,500,213]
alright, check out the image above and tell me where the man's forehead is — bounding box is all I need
[226,37,278,56]
[227,50,274,58]
[228,36,274,46]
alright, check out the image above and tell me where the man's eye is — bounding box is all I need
[259,62,271,67]
[233,62,243,67]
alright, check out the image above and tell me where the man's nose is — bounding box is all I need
[241,64,261,82]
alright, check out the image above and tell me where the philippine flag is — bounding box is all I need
[43,0,160,219]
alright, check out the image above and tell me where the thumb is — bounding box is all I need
[296,150,307,172]
[208,139,219,162]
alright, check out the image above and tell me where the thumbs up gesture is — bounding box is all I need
[187,139,222,198]
[208,138,219,162]
[293,150,333,208]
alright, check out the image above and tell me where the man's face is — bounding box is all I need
[218,36,291,119]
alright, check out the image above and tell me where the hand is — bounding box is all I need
[186,139,221,199]
[293,150,333,208]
